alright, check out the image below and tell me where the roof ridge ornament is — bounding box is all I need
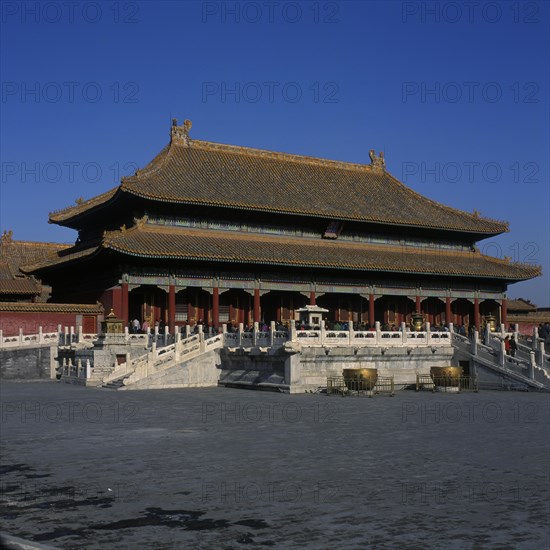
[369,150,385,170]
[171,118,192,146]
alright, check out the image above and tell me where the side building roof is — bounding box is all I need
[0,232,70,297]
[48,120,508,237]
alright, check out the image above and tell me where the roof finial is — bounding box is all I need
[369,150,385,170]
[1,229,13,246]
[171,118,192,146]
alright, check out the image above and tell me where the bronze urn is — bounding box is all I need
[430,366,463,387]
[484,314,497,332]
[343,368,378,391]
[411,313,424,332]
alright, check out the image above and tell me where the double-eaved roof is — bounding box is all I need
[27,120,540,284]
[25,221,540,282]
[49,120,508,236]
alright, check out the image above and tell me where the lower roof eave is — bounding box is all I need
[105,248,538,283]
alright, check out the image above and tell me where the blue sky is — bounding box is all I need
[1,0,548,304]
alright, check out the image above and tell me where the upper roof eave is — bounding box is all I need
[46,131,510,235]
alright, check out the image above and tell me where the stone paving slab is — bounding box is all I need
[1,381,549,549]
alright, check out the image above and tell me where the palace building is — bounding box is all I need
[25,119,541,333]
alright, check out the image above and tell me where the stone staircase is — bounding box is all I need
[452,332,550,391]
[99,333,224,390]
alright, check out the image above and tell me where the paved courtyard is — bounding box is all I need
[1,381,549,549]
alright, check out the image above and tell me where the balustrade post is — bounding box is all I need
[19,327,24,346]
[500,324,505,337]
[199,328,205,353]
[448,322,453,339]
[537,340,544,367]
[471,331,478,356]
[154,326,159,346]
[185,325,190,339]
[77,359,82,378]
[86,359,91,378]
[528,351,536,380]
[70,326,75,344]
[514,324,519,342]
[425,322,431,345]
[38,326,43,344]
[124,326,129,342]
[270,321,275,346]
[484,324,490,346]
[77,325,83,343]
[253,322,258,347]
[401,322,407,345]
[64,326,69,346]
[500,340,506,368]
[176,331,181,344]
[0,329,3,349]
[320,320,326,345]
[532,327,538,351]
[348,321,354,344]
[238,323,243,347]
[165,325,169,346]
[222,324,228,346]
[375,321,381,345]
[290,322,297,342]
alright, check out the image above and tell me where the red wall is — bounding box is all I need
[0,312,100,336]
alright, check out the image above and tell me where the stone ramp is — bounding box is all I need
[119,350,221,390]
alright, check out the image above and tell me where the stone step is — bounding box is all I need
[102,378,126,390]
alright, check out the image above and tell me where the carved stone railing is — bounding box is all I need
[0,327,61,349]
[221,321,452,349]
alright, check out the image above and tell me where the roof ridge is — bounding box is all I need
[121,143,172,184]
[383,171,509,232]
[49,187,119,220]
[10,240,71,248]
[187,139,380,173]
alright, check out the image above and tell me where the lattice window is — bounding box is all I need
[175,304,187,322]
[219,305,230,322]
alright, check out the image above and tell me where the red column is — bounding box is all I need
[501,299,507,326]
[254,289,260,323]
[369,294,375,327]
[474,298,480,328]
[310,291,316,305]
[415,295,421,313]
[212,287,219,329]
[445,297,452,325]
[168,284,176,334]
[121,282,129,326]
